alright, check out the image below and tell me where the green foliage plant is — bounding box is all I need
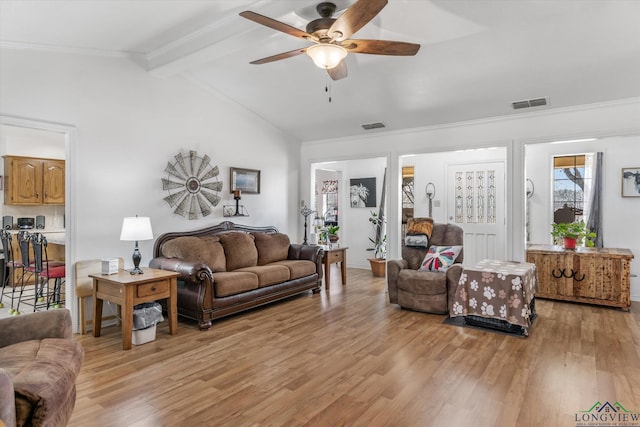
[550,220,596,247]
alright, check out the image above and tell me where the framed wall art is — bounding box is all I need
[622,167,640,197]
[230,167,261,194]
[162,150,222,219]
[349,177,376,207]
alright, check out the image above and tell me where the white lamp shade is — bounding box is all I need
[120,216,153,241]
[306,43,347,69]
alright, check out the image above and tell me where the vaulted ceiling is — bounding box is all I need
[1,0,639,141]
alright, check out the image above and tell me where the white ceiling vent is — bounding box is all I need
[362,122,386,130]
[512,97,548,110]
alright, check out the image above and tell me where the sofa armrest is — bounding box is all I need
[386,259,409,304]
[149,256,216,310]
[149,256,213,284]
[0,368,16,427]
[0,309,72,349]
[287,244,323,280]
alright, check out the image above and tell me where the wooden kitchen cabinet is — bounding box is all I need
[42,159,65,204]
[4,156,65,205]
[527,244,634,310]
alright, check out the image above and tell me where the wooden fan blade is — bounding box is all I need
[327,60,348,81]
[343,39,420,56]
[250,48,307,65]
[240,11,315,41]
[328,0,388,41]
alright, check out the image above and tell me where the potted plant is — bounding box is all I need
[550,220,596,249]
[367,210,387,276]
[326,225,340,243]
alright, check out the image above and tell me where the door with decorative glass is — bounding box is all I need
[446,161,506,266]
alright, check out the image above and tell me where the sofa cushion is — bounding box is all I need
[0,338,83,427]
[271,260,317,280]
[213,271,259,297]
[252,232,290,265]
[236,265,290,288]
[218,232,258,271]
[161,236,226,272]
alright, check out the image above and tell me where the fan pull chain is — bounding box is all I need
[325,75,332,103]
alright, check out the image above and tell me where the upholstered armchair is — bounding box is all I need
[387,222,464,314]
[0,309,84,427]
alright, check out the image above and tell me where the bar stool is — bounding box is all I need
[0,230,24,314]
[12,230,34,314]
[22,233,66,311]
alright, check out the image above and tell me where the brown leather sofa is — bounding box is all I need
[0,309,84,427]
[149,221,323,330]
[387,223,464,314]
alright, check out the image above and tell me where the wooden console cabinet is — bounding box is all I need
[527,244,634,310]
[4,155,65,205]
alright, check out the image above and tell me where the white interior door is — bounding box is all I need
[447,161,506,266]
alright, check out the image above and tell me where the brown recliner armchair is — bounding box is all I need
[387,222,464,314]
[0,309,84,427]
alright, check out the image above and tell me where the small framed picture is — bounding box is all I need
[230,167,260,194]
[622,168,640,197]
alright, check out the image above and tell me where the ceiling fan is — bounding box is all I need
[239,0,421,80]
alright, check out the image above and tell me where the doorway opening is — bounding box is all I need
[0,115,76,328]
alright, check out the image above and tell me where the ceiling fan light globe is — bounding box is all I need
[306,44,347,69]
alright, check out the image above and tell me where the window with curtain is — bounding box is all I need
[553,154,590,222]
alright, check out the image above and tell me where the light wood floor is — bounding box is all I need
[69,267,640,427]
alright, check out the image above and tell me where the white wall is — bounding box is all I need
[301,98,640,298]
[312,157,387,269]
[342,157,387,269]
[526,135,640,300]
[0,48,302,328]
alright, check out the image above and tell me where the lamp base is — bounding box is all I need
[131,243,144,275]
[130,267,144,275]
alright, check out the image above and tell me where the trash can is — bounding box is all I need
[132,302,164,345]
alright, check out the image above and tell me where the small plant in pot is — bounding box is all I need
[368,210,387,276]
[550,220,596,249]
[326,225,340,243]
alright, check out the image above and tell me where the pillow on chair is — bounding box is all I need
[407,217,434,237]
[419,245,463,272]
[405,234,429,248]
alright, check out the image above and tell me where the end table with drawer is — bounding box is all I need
[321,246,348,291]
[90,268,179,350]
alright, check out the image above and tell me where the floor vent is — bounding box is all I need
[362,122,386,130]
[512,97,548,110]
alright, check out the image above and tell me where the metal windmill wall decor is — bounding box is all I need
[162,150,222,219]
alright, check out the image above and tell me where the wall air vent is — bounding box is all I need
[512,97,548,110]
[362,122,386,130]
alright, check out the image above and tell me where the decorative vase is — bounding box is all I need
[563,237,577,250]
[368,258,386,277]
[329,234,339,243]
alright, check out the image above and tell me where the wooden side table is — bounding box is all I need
[90,268,179,350]
[322,246,348,291]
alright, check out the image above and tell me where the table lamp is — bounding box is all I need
[299,205,315,245]
[120,216,154,275]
